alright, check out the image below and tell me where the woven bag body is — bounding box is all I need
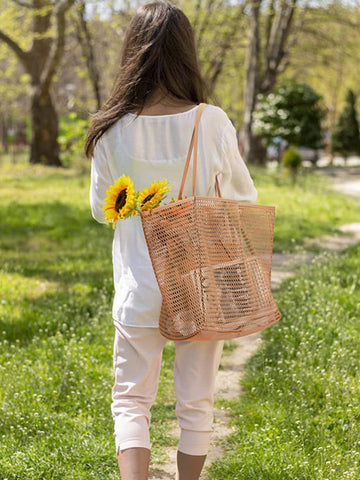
[140,103,281,341]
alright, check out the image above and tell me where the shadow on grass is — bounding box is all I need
[0,200,115,346]
[0,278,113,345]
[0,200,113,286]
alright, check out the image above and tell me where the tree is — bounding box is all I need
[240,0,309,165]
[74,0,102,111]
[285,3,360,166]
[331,88,360,164]
[194,0,248,95]
[253,81,326,161]
[0,0,77,166]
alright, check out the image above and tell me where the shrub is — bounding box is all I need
[58,112,89,171]
[282,146,302,168]
[281,146,303,183]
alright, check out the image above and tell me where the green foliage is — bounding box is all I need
[58,113,90,170]
[253,80,326,150]
[331,89,360,157]
[281,146,303,184]
[281,146,303,169]
[250,164,360,253]
[209,244,360,479]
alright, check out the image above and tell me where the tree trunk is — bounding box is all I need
[76,0,102,110]
[241,116,269,165]
[240,0,265,165]
[1,113,9,154]
[241,0,299,166]
[30,91,61,166]
[249,133,267,165]
[0,0,77,166]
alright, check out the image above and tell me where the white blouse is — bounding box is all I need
[89,103,258,328]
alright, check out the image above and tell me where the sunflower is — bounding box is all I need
[136,179,171,212]
[102,174,137,229]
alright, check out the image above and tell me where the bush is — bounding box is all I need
[282,146,302,169]
[281,146,303,184]
[58,112,89,171]
[253,80,326,152]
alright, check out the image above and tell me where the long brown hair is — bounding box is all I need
[84,0,209,159]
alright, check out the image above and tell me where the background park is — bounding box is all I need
[1,0,360,479]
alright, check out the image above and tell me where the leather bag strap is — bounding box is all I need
[178,103,207,200]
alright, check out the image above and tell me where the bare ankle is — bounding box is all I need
[176,450,207,480]
[117,447,150,480]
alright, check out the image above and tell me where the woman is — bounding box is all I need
[85,2,257,479]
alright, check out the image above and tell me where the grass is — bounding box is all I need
[0,162,359,478]
[250,164,360,253]
[0,165,178,479]
[208,243,360,479]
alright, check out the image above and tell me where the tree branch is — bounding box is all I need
[12,0,33,8]
[75,0,102,109]
[40,0,77,95]
[0,29,29,66]
[265,0,275,51]
[192,0,203,29]
[196,0,218,51]
[206,1,248,91]
[261,0,298,92]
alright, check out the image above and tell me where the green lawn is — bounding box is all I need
[0,163,359,479]
[250,164,360,253]
[208,243,360,479]
[0,165,175,479]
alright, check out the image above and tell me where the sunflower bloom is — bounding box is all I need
[102,174,137,229]
[137,179,171,212]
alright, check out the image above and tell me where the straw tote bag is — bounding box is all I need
[139,103,281,341]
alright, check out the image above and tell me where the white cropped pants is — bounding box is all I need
[111,322,224,456]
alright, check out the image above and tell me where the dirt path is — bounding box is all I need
[149,168,360,480]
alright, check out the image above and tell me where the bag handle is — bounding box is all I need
[178,103,222,200]
[215,173,222,197]
[178,103,205,199]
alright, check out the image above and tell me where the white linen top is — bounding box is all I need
[89,103,258,328]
